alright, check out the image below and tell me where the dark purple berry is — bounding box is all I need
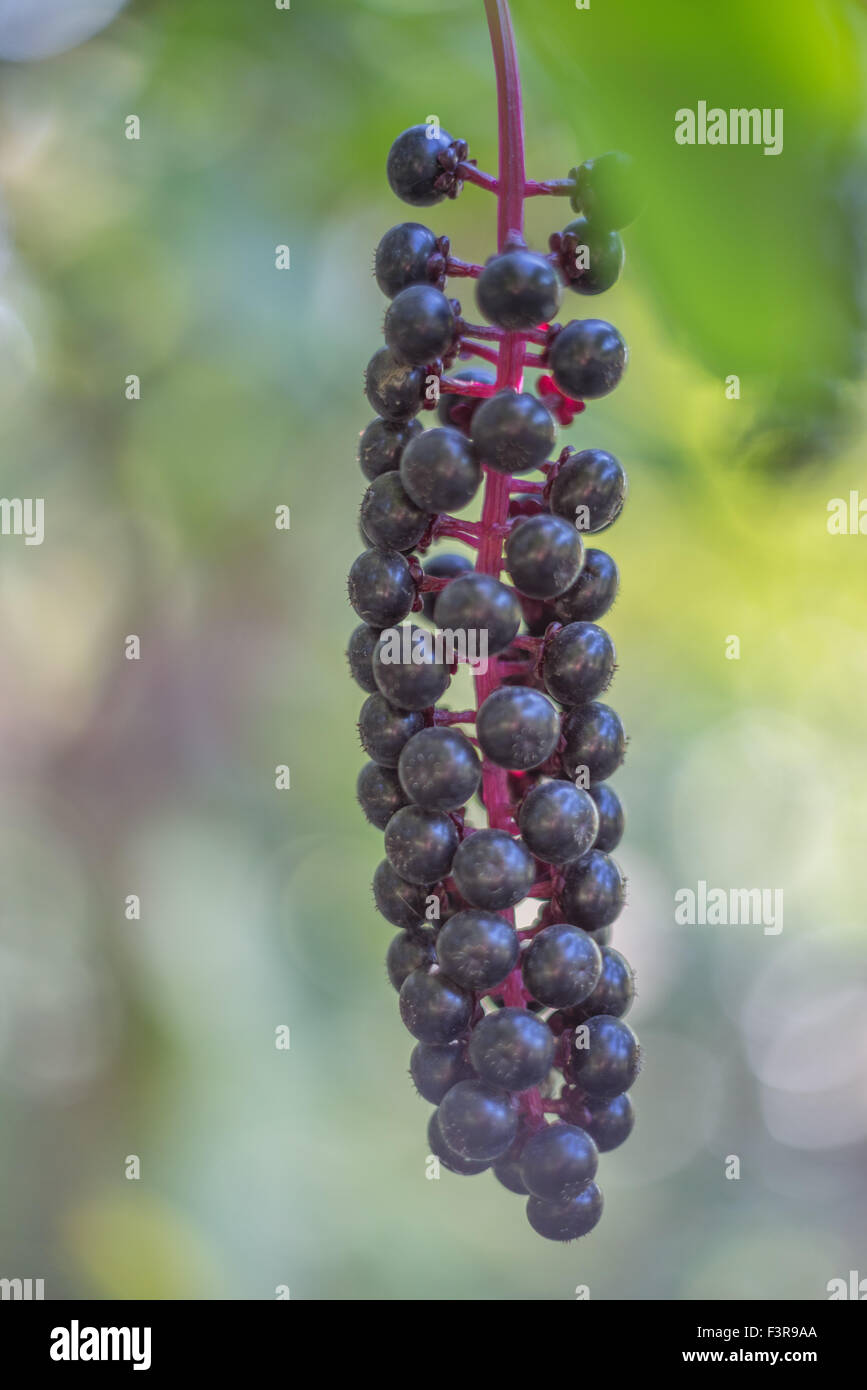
[397,727,481,812]
[468,1007,555,1091]
[348,547,416,627]
[347,623,382,693]
[385,804,459,884]
[590,782,624,852]
[372,858,431,930]
[568,1015,640,1097]
[569,152,640,229]
[470,389,556,475]
[387,125,458,208]
[567,945,634,1022]
[365,346,426,420]
[359,693,424,767]
[360,472,432,551]
[357,761,409,829]
[372,625,452,711]
[582,1092,634,1152]
[494,1155,529,1194]
[518,780,599,865]
[552,548,619,623]
[399,967,472,1043]
[560,851,625,930]
[421,552,474,620]
[437,1078,518,1161]
[375,222,439,297]
[385,284,456,367]
[549,449,627,534]
[387,929,436,991]
[411,1041,475,1103]
[560,216,624,295]
[476,687,560,771]
[505,514,584,599]
[476,248,562,331]
[358,416,423,481]
[526,1182,603,1241]
[519,1123,598,1201]
[561,702,626,783]
[549,320,627,401]
[541,621,616,706]
[400,426,481,512]
[451,829,535,910]
[432,572,522,656]
[435,909,520,991]
[522,923,602,1008]
[437,368,495,432]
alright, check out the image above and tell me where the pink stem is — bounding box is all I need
[460,340,501,366]
[446,257,485,278]
[439,375,497,398]
[524,178,575,198]
[457,162,499,194]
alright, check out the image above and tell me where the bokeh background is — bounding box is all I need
[0,0,865,1301]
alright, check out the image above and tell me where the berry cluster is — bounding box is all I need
[348,0,640,1242]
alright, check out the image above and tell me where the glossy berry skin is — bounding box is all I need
[451,830,535,911]
[435,909,520,991]
[476,248,562,331]
[360,472,432,551]
[522,923,602,1008]
[399,967,472,1044]
[400,426,481,512]
[372,626,452,711]
[421,552,473,620]
[411,1040,475,1104]
[437,367,495,432]
[348,547,416,627]
[542,622,616,706]
[560,851,625,930]
[372,858,431,930]
[505,514,584,600]
[427,1112,491,1175]
[470,389,556,475]
[347,623,382,693]
[569,151,640,229]
[561,702,626,783]
[590,782,625,852]
[549,320,627,401]
[566,946,634,1022]
[387,125,457,207]
[561,216,624,296]
[553,548,619,624]
[433,572,522,656]
[582,1092,635,1152]
[568,1015,640,1097]
[476,687,560,771]
[494,1156,529,1194]
[375,222,438,298]
[385,284,456,367]
[385,804,459,884]
[386,929,436,991]
[437,1078,518,1161]
[357,761,408,829]
[518,780,599,865]
[468,1007,555,1091]
[365,347,427,421]
[358,416,423,481]
[397,727,481,812]
[526,1182,603,1241]
[358,693,424,767]
[520,1123,598,1201]
[549,449,627,534]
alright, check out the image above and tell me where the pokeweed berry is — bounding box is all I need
[350,0,640,1243]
